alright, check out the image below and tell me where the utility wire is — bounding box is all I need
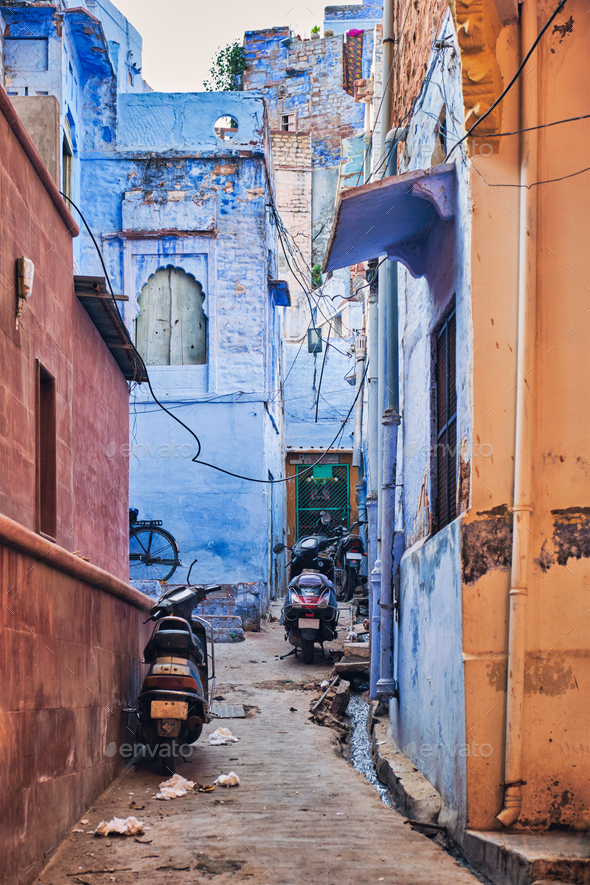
[470,112,590,140]
[468,156,590,189]
[445,0,570,161]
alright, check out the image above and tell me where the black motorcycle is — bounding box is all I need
[330,522,367,601]
[135,575,219,773]
[273,535,335,582]
[280,570,339,663]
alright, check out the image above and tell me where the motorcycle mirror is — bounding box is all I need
[273,543,286,554]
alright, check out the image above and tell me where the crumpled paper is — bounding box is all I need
[213,771,240,788]
[94,816,144,836]
[155,773,196,800]
[208,727,239,746]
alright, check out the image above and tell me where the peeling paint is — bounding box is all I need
[461,506,512,584]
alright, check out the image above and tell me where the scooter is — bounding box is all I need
[135,571,219,774]
[280,569,339,664]
[273,535,334,583]
[330,522,367,601]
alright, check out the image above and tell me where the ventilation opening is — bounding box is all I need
[214,115,238,141]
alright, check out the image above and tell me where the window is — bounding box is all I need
[136,266,207,366]
[62,132,73,202]
[37,363,57,538]
[281,113,296,132]
[434,307,457,531]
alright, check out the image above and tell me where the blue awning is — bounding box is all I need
[323,163,456,279]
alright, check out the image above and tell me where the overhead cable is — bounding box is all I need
[444,0,570,161]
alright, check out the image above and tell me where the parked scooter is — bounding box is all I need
[273,535,334,582]
[330,522,367,601]
[135,569,219,774]
[280,569,339,663]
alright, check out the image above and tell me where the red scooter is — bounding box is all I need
[280,570,339,664]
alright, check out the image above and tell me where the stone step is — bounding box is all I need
[205,615,245,643]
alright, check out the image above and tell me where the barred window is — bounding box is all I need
[435,308,457,531]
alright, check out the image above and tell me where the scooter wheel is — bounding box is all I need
[159,741,176,776]
[302,639,315,664]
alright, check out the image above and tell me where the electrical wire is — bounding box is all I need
[468,112,590,140]
[444,0,570,161]
[64,192,367,486]
[468,156,590,189]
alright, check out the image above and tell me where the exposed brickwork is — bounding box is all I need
[390,0,450,128]
[244,28,371,168]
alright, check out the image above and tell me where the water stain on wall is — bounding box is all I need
[536,508,590,571]
[461,505,512,584]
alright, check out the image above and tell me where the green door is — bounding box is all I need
[295,463,350,539]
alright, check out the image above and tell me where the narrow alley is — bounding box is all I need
[39,619,481,885]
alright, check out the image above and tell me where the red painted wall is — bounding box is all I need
[0,97,129,579]
[0,91,151,884]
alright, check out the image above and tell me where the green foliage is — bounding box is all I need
[203,41,247,92]
[311,25,320,34]
[311,264,323,289]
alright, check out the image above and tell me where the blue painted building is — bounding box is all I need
[243,4,380,546]
[2,0,287,626]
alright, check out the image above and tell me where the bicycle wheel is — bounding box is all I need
[129,526,179,582]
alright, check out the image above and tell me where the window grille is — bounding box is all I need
[435,308,457,531]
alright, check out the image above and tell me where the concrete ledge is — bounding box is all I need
[369,709,442,824]
[462,830,590,885]
[0,513,151,610]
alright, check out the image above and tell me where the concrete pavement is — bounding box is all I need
[39,622,482,885]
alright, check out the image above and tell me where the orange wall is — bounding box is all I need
[463,1,590,830]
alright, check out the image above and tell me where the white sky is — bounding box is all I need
[112,0,332,93]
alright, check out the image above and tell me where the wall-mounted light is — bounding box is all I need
[308,327,322,353]
[16,256,34,329]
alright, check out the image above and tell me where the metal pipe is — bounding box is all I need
[352,332,367,467]
[497,0,538,829]
[376,0,395,547]
[369,551,381,700]
[377,408,399,699]
[376,128,401,701]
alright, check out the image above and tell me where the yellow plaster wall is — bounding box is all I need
[462,2,590,830]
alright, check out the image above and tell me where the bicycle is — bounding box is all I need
[129,508,180,582]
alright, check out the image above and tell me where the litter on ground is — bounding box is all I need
[94,816,144,837]
[155,773,196,800]
[213,771,240,788]
[208,727,239,745]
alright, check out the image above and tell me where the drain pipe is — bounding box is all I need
[376,128,401,701]
[367,257,380,699]
[497,0,538,828]
[352,332,367,468]
[376,0,395,543]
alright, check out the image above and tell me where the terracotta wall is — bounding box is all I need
[0,90,130,581]
[0,89,151,883]
[0,546,151,884]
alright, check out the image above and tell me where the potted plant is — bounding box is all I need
[311,25,321,40]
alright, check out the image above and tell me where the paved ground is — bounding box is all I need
[40,612,480,885]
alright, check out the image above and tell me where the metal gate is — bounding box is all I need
[295,463,350,538]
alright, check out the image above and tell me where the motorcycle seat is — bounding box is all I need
[144,618,204,664]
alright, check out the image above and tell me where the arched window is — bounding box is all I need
[136,266,207,366]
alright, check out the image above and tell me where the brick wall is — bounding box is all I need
[244,28,370,169]
[391,0,450,128]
